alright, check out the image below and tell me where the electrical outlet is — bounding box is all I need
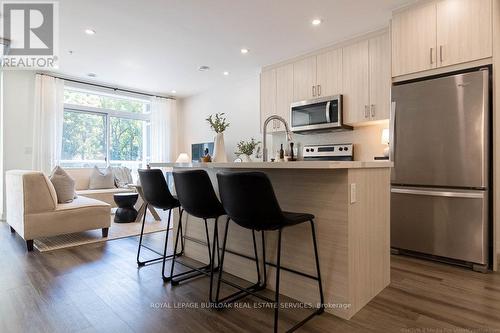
[350,183,357,204]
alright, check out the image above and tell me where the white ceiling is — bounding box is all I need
[55,0,411,98]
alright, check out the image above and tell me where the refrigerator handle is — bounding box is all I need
[391,187,484,199]
[390,101,396,162]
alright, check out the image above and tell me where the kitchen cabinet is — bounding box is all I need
[342,40,370,124]
[392,0,492,77]
[369,33,391,121]
[436,0,492,68]
[343,33,391,124]
[391,2,437,77]
[260,64,294,133]
[292,50,342,102]
[260,69,276,133]
[275,63,294,131]
[316,48,343,98]
[293,56,317,101]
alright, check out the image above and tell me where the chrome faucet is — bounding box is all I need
[262,115,293,162]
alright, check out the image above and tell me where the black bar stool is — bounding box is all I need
[215,171,324,333]
[137,169,182,266]
[164,170,225,301]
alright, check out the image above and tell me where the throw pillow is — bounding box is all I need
[89,166,115,189]
[112,166,133,188]
[49,166,76,203]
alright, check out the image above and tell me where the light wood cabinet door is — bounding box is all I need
[391,2,437,76]
[276,63,294,132]
[436,0,492,67]
[260,69,276,133]
[342,40,370,124]
[316,48,342,97]
[293,56,317,102]
[369,33,391,121]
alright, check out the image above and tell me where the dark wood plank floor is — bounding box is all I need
[1,222,500,333]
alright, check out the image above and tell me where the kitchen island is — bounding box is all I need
[150,161,392,320]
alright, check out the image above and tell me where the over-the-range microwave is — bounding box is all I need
[290,95,352,133]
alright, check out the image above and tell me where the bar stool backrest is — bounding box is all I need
[173,170,225,219]
[138,169,178,210]
[217,172,283,230]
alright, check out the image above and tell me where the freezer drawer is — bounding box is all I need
[391,187,488,265]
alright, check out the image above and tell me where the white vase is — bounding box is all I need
[239,154,252,163]
[213,132,228,162]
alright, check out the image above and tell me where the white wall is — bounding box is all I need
[178,74,261,160]
[1,71,36,219]
[179,73,388,162]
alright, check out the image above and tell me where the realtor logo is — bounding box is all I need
[1,1,59,69]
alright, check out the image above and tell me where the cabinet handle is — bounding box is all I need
[370,104,375,118]
[364,105,369,118]
[317,85,321,96]
[440,45,443,63]
[312,85,316,97]
[430,48,434,64]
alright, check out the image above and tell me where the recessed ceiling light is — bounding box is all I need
[198,65,210,71]
[312,18,322,26]
[171,90,177,94]
[87,73,97,78]
[223,71,230,76]
[240,48,249,54]
[85,29,96,35]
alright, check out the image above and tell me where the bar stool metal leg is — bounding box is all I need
[274,228,283,333]
[215,218,270,306]
[164,213,217,285]
[137,204,180,266]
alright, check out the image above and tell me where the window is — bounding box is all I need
[61,87,151,170]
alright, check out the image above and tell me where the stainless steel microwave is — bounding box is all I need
[290,95,352,133]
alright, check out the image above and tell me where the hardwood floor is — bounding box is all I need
[1,221,500,333]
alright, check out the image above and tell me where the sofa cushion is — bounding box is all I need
[76,188,132,196]
[56,195,110,211]
[49,166,76,203]
[89,166,115,190]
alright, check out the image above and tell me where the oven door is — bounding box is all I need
[290,95,341,132]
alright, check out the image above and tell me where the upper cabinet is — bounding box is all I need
[260,69,276,132]
[260,30,389,130]
[292,49,343,102]
[293,56,317,101]
[343,33,391,124]
[392,0,492,77]
[260,64,294,133]
[369,33,391,121]
[342,40,370,124]
[391,2,437,76]
[275,63,294,132]
[316,49,343,98]
[436,0,492,67]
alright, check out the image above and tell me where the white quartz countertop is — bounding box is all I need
[149,161,393,169]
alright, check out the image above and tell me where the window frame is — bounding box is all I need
[62,89,151,168]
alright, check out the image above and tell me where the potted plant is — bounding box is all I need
[235,138,261,162]
[206,113,230,162]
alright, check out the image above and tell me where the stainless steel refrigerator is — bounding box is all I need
[390,68,491,270]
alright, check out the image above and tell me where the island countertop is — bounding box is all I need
[150,160,393,169]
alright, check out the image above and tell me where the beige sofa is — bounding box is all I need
[6,170,111,251]
[65,168,133,207]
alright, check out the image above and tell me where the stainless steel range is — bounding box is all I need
[302,144,353,161]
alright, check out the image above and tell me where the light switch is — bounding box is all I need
[350,183,357,204]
